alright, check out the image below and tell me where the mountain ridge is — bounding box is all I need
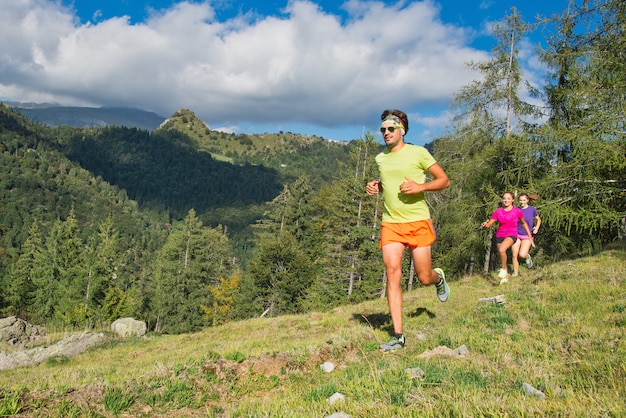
[4,101,166,131]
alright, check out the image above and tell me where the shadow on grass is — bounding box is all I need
[408,307,436,319]
[352,307,436,334]
[352,312,390,330]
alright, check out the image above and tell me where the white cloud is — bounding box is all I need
[213,124,238,134]
[1,0,493,140]
[414,110,454,129]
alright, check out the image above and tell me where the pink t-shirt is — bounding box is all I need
[491,207,523,238]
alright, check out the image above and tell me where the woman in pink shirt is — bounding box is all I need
[480,192,534,283]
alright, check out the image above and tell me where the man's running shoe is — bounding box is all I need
[525,255,533,269]
[379,335,405,352]
[434,268,449,302]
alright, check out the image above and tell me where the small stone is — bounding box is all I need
[405,367,425,380]
[325,412,351,418]
[453,344,470,357]
[320,361,336,373]
[522,382,546,399]
[326,392,346,404]
[478,295,506,305]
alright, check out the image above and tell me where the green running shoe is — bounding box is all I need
[434,268,449,302]
[379,335,406,352]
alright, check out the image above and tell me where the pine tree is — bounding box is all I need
[49,207,87,326]
[532,0,626,254]
[245,231,315,317]
[26,221,56,324]
[6,219,41,318]
[83,215,127,325]
[454,7,538,139]
[253,174,316,251]
[152,209,233,333]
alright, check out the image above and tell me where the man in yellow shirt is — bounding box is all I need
[366,109,451,352]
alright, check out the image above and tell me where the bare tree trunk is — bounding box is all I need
[348,261,355,296]
[371,193,380,239]
[505,30,515,138]
[184,234,190,270]
[85,267,92,315]
[407,258,415,291]
[380,270,387,298]
[354,141,362,178]
[361,139,369,180]
[280,193,286,232]
[483,230,493,274]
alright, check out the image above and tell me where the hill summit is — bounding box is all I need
[158,108,210,132]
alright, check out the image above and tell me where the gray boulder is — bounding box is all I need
[0,332,107,370]
[111,317,147,338]
[0,316,46,346]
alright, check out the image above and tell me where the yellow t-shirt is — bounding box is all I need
[375,144,436,223]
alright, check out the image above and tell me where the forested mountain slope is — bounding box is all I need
[0,105,167,244]
[0,103,361,330]
[59,125,285,216]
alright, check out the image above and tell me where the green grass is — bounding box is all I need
[102,386,135,415]
[1,250,624,417]
[0,391,22,416]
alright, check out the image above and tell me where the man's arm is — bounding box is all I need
[399,163,450,194]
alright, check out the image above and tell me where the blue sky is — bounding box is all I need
[2,0,570,144]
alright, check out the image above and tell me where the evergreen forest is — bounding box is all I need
[0,0,624,334]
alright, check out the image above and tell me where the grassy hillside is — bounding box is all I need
[1,249,624,416]
[159,108,345,159]
[158,108,354,187]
